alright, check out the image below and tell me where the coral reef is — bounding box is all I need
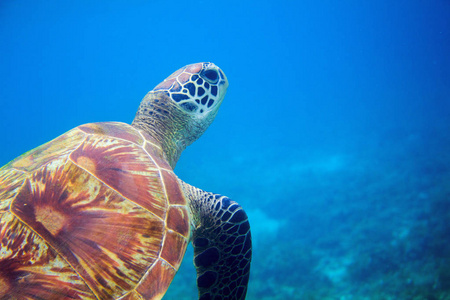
[172,127,450,299]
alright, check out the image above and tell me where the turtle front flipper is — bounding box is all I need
[180,181,252,300]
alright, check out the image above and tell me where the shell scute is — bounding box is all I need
[135,258,176,300]
[161,169,186,205]
[0,168,26,213]
[70,134,167,219]
[120,290,145,300]
[78,122,145,146]
[0,212,95,299]
[7,127,86,173]
[160,230,188,270]
[10,160,165,299]
[143,140,170,170]
[166,206,190,238]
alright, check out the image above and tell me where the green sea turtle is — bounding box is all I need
[0,62,252,299]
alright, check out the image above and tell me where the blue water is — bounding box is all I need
[1,1,450,299]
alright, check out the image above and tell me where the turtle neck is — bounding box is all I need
[131,91,215,169]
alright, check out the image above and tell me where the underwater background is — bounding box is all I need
[1,1,450,299]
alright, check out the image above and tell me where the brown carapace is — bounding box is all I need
[0,122,188,299]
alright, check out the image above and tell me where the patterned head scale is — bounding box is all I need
[152,62,228,116]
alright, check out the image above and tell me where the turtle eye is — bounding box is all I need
[201,69,219,84]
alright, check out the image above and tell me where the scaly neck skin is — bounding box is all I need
[131,92,211,169]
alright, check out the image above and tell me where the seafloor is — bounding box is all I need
[166,127,450,299]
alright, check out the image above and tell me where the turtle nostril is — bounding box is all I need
[201,69,219,83]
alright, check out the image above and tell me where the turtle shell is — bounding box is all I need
[0,122,190,299]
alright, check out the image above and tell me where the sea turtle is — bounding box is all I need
[0,62,252,300]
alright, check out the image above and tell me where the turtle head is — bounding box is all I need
[132,62,228,168]
[153,62,228,116]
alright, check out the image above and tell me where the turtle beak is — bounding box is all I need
[219,70,228,89]
[209,63,228,105]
